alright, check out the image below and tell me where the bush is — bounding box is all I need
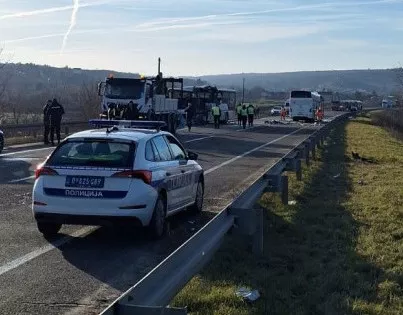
[370,108,403,139]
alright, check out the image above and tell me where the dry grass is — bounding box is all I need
[370,108,403,140]
[172,116,403,314]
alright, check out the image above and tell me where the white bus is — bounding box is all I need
[289,90,323,122]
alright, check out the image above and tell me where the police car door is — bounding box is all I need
[150,135,182,211]
[164,135,195,206]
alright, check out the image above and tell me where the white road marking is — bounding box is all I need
[0,127,305,275]
[205,127,304,175]
[0,147,53,157]
[184,136,214,143]
[0,226,94,277]
[8,175,35,183]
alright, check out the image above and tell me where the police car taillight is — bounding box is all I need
[112,170,152,185]
[35,166,59,179]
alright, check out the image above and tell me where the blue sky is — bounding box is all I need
[0,0,402,76]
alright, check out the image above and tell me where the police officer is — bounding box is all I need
[48,98,65,145]
[236,103,242,126]
[211,103,221,129]
[241,104,248,129]
[184,100,194,132]
[43,99,52,144]
[247,103,255,127]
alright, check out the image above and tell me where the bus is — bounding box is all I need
[289,90,323,122]
[217,88,237,122]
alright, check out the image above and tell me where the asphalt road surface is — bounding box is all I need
[0,113,341,315]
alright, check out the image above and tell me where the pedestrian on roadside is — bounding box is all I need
[48,98,65,145]
[247,103,255,127]
[211,103,221,129]
[236,103,242,126]
[241,104,248,129]
[43,99,52,145]
[184,101,194,131]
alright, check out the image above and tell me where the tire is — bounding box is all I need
[148,195,166,239]
[190,180,204,213]
[37,222,61,237]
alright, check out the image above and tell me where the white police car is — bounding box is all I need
[32,120,204,239]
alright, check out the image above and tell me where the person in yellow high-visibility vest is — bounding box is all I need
[211,103,221,129]
[236,103,242,126]
[241,104,248,129]
[247,104,255,127]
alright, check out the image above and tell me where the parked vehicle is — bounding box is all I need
[271,106,282,115]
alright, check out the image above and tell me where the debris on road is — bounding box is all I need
[235,287,261,302]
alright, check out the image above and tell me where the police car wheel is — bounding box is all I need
[37,222,61,237]
[190,180,204,213]
[148,196,166,239]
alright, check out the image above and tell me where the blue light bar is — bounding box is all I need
[89,119,167,130]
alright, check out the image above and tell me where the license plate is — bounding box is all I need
[65,176,105,188]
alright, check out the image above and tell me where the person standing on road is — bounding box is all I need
[280,106,286,121]
[48,98,65,145]
[43,99,52,145]
[247,103,255,127]
[241,104,248,129]
[236,103,242,126]
[211,103,221,129]
[184,101,194,131]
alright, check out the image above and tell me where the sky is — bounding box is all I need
[0,0,402,76]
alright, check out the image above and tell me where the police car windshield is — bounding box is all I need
[47,140,135,168]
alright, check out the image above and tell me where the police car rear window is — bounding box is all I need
[47,140,135,168]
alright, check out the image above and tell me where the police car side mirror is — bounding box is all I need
[187,151,198,160]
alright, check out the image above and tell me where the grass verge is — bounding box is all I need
[172,116,403,314]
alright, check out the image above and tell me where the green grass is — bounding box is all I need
[172,116,403,314]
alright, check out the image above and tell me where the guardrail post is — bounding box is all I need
[252,208,264,256]
[281,175,288,205]
[311,141,316,160]
[296,159,302,181]
[304,142,310,166]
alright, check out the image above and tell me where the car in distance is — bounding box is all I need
[32,120,204,239]
[270,106,282,116]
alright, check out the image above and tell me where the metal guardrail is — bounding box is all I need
[0,121,88,139]
[99,112,352,315]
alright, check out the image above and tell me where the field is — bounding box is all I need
[172,113,403,314]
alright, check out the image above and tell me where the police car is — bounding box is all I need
[32,120,204,239]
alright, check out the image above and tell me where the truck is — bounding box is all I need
[97,58,187,134]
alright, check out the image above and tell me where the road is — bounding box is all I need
[0,114,340,315]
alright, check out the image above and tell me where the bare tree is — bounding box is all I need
[77,81,100,119]
[393,66,403,106]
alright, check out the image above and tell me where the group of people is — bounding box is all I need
[236,103,256,129]
[183,101,257,132]
[43,98,65,145]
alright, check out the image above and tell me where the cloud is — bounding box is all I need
[0,0,115,21]
[60,0,80,54]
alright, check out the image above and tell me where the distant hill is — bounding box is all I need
[195,69,401,94]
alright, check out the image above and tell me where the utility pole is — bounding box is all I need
[242,77,245,104]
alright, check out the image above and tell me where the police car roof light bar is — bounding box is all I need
[89,119,167,131]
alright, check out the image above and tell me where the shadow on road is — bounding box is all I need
[50,209,216,293]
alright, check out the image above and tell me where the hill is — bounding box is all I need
[196,69,401,94]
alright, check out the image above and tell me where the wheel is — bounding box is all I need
[37,222,61,237]
[190,180,204,213]
[148,195,166,239]
[0,134,3,154]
